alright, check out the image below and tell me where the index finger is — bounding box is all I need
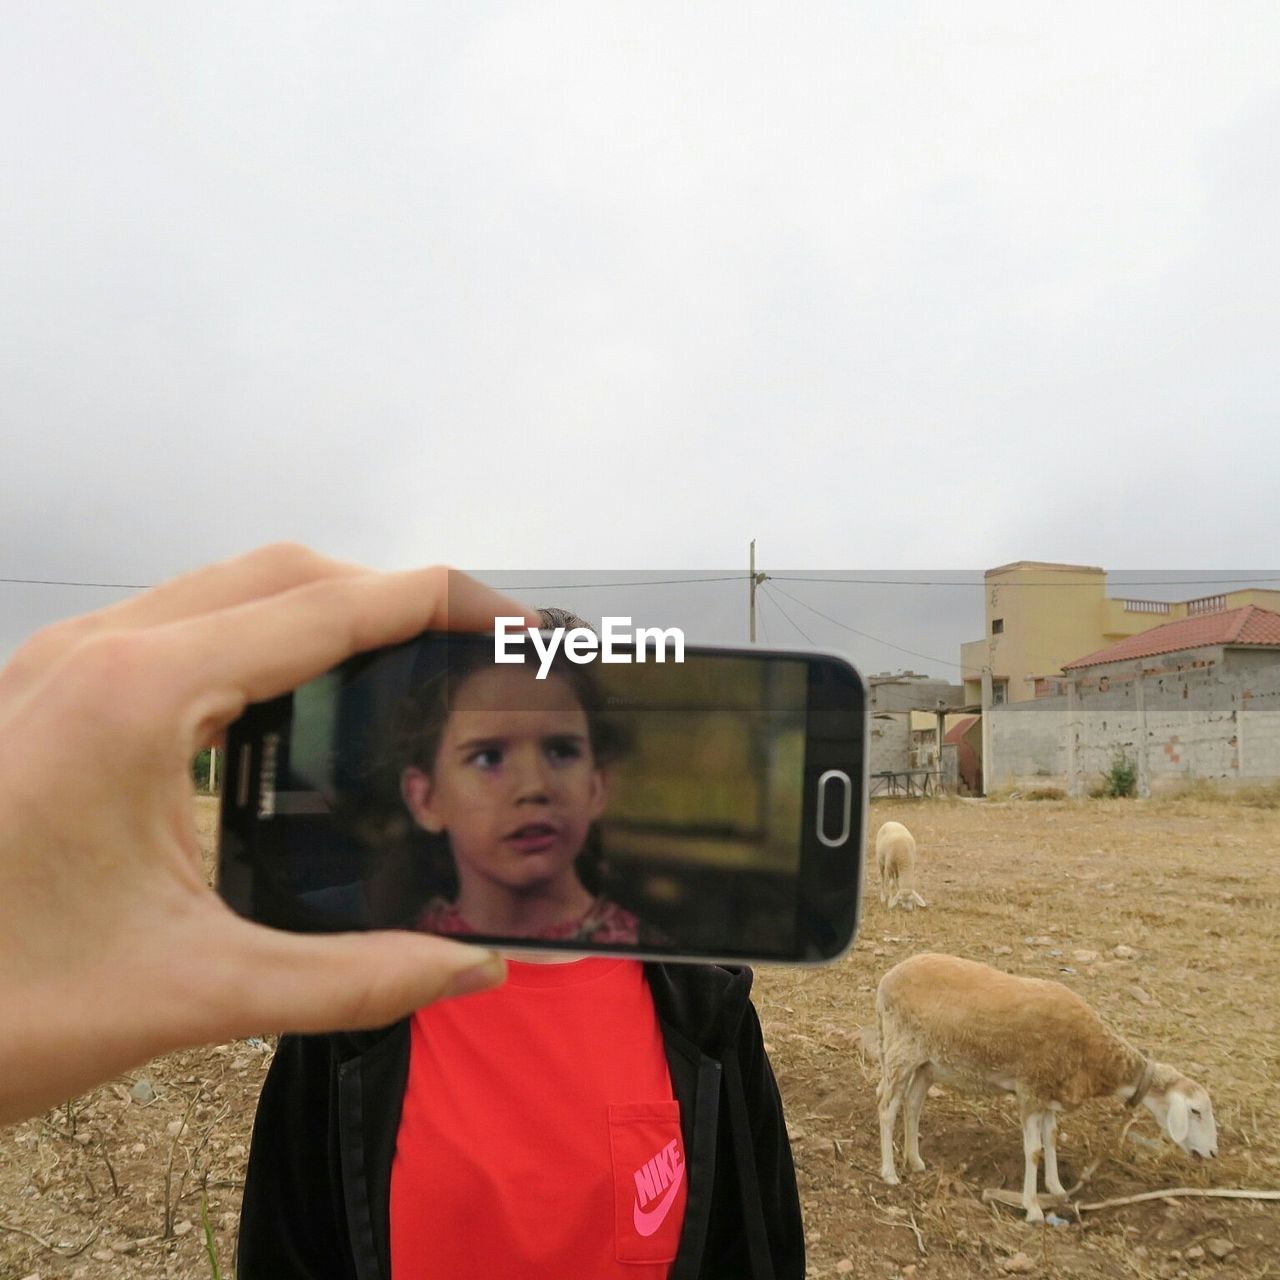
[90,542,370,634]
[164,565,539,733]
[0,543,369,705]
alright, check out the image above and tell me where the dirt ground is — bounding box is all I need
[1,793,1277,1279]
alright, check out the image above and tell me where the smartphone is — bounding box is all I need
[217,630,867,964]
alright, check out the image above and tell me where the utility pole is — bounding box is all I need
[980,667,993,797]
[748,539,768,642]
[1066,677,1079,798]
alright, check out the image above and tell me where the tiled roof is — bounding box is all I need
[1063,606,1280,669]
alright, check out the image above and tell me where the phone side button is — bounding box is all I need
[236,743,253,808]
[816,769,852,848]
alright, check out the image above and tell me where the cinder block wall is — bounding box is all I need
[987,658,1280,789]
[868,714,911,774]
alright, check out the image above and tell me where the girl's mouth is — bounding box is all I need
[505,822,559,854]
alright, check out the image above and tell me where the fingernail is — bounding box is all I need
[447,951,506,999]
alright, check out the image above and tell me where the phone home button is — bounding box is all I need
[816,770,852,848]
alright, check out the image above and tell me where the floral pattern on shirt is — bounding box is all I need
[414,895,641,944]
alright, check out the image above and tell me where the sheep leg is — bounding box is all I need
[1041,1110,1066,1197]
[902,1066,931,1173]
[877,1069,905,1184]
[1020,1110,1046,1223]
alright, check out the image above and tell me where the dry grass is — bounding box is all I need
[758,795,1280,1278]
[1,795,1278,1278]
[1160,780,1280,811]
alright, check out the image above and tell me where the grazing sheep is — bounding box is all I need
[875,821,926,909]
[876,953,1218,1221]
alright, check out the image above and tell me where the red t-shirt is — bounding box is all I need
[390,958,687,1279]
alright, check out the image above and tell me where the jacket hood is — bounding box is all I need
[644,962,755,1054]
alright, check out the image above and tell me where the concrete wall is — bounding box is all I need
[869,680,961,713]
[869,714,911,774]
[1227,649,1280,676]
[986,654,1280,792]
[940,742,959,790]
[986,698,1070,782]
[865,678,965,777]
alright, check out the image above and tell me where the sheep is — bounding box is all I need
[875,820,926,909]
[876,952,1218,1222]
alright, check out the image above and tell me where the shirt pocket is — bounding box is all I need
[608,1101,688,1265]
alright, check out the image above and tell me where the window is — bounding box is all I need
[992,680,1008,705]
[992,618,1004,635]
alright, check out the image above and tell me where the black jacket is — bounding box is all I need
[238,963,803,1280]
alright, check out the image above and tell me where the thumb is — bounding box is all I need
[195,921,507,1040]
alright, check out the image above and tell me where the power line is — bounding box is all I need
[755,586,797,643]
[5,569,1278,593]
[767,582,982,674]
[770,575,986,587]
[0,572,748,593]
[479,575,744,590]
[0,576,151,590]
[769,574,1280,588]
[760,584,816,645]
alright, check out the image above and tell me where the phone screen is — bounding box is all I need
[218,632,866,963]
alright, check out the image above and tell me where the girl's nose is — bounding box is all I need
[511,748,552,801]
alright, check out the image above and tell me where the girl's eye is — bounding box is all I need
[468,747,503,770]
[545,738,583,761]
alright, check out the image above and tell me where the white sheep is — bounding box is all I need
[876,952,1218,1221]
[875,820,926,910]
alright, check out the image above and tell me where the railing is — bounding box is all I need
[870,769,939,798]
[1187,594,1227,616]
[1121,599,1170,614]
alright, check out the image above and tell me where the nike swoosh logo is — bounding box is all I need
[632,1161,684,1237]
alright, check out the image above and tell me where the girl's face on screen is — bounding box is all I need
[401,665,606,898]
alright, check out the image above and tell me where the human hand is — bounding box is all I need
[0,543,534,1124]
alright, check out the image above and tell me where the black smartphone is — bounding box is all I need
[217,629,867,963]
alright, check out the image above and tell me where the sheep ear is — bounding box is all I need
[1166,1091,1190,1144]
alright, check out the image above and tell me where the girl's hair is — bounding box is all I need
[390,608,623,775]
[373,609,623,911]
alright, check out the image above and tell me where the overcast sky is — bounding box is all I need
[3,3,1277,670]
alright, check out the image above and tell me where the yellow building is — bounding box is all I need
[960,561,1280,706]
